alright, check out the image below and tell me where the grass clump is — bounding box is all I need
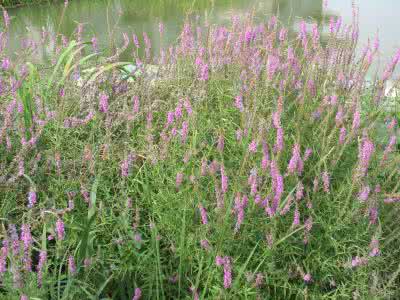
[0,5,400,300]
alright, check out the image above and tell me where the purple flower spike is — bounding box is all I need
[303,273,312,283]
[56,218,65,241]
[28,190,37,208]
[132,288,142,300]
[99,93,109,113]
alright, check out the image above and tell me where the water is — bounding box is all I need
[5,0,400,71]
[6,0,324,58]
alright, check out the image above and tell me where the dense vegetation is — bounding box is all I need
[2,0,51,7]
[0,4,400,300]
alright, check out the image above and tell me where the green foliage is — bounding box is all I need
[1,9,400,300]
[2,0,53,8]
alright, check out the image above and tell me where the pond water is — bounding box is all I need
[5,0,400,73]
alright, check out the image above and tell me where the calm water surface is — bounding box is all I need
[6,0,400,72]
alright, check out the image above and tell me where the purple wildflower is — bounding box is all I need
[37,251,47,287]
[176,172,184,188]
[321,172,330,193]
[199,63,209,81]
[298,20,307,40]
[200,158,208,176]
[181,121,189,143]
[21,224,32,251]
[2,57,10,70]
[56,218,65,240]
[132,34,139,48]
[339,127,347,144]
[296,181,304,201]
[358,138,375,177]
[351,256,368,268]
[3,10,10,28]
[28,190,37,208]
[99,93,109,113]
[234,194,248,233]
[248,140,257,153]
[234,94,244,112]
[287,143,302,175]
[352,109,361,131]
[209,160,220,175]
[292,206,300,227]
[68,200,74,211]
[382,49,400,81]
[267,55,280,80]
[121,154,134,177]
[268,15,277,30]
[174,102,183,120]
[248,168,258,196]
[159,22,164,35]
[303,273,312,283]
[279,28,287,42]
[369,238,380,257]
[216,256,232,288]
[223,258,232,288]
[18,158,25,176]
[335,106,344,126]
[166,111,175,127]
[261,141,270,170]
[198,203,208,225]
[303,148,312,161]
[200,239,210,251]
[215,256,224,266]
[236,129,243,141]
[183,98,193,116]
[384,197,400,204]
[273,111,282,128]
[358,186,370,202]
[270,160,284,214]
[68,256,76,275]
[330,95,338,106]
[305,216,313,232]
[369,207,378,225]
[307,80,316,96]
[274,127,284,153]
